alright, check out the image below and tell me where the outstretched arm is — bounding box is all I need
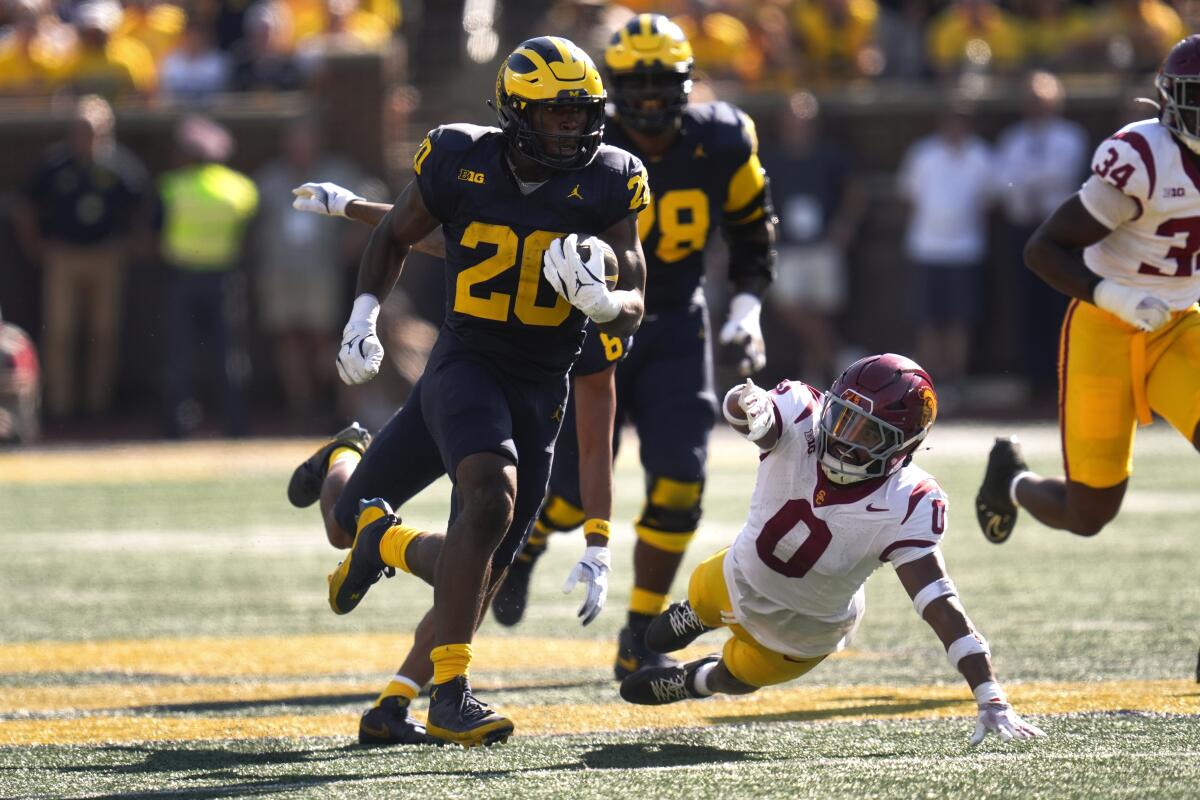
[293,181,445,257]
[722,379,779,451]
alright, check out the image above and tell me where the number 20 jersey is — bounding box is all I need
[414,123,648,379]
[1083,118,1200,310]
[725,380,949,659]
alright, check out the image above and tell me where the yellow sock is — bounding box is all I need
[430,643,473,684]
[327,446,361,473]
[374,674,421,707]
[379,525,422,574]
[630,587,669,617]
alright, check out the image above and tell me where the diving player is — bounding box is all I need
[287,36,648,747]
[620,355,1045,747]
[492,13,777,680]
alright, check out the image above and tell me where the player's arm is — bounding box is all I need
[722,378,780,451]
[293,181,445,257]
[1024,194,1114,302]
[896,551,1046,745]
[560,364,618,626]
[595,212,646,338]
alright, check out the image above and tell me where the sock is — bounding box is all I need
[430,643,473,684]
[374,674,421,707]
[1009,471,1034,507]
[327,446,361,474]
[379,525,423,574]
[691,661,716,697]
[629,588,668,618]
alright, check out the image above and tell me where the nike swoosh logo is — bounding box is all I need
[617,656,639,672]
[865,504,888,512]
[361,722,390,738]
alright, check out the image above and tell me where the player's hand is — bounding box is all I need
[1092,279,1171,332]
[970,700,1046,746]
[561,544,610,626]
[544,234,621,323]
[292,181,363,218]
[724,378,774,441]
[336,295,383,385]
[720,292,766,375]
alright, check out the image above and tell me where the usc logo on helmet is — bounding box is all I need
[918,386,937,429]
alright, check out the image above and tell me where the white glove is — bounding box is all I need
[561,544,610,626]
[969,683,1046,745]
[543,234,621,323]
[292,181,363,218]
[1093,279,1171,333]
[722,378,774,442]
[336,294,384,385]
[720,292,766,376]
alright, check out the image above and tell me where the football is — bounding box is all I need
[577,237,619,289]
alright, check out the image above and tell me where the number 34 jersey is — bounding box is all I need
[725,380,949,659]
[1083,118,1200,310]
[414,123,648,379]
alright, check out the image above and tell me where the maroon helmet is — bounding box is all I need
[1157,36,1200,153]
[817,353,937,484]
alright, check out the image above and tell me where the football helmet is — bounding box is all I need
[493,36,606,170]
[1157,35,1200,155]
[604,13,693,135]
[817,354,937,485]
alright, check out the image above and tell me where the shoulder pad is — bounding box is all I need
[1091,122,1161,202]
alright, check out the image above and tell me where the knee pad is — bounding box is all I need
[537,494,586,533]
[635,477,702,553]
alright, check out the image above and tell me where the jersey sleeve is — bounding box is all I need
[600,150,649,231]
[412,126,462,223]
[571,325,631,377]
[1088,132,1154,211]
[720,106,769,227]
[880,478,948,567]
[766,379,823,450]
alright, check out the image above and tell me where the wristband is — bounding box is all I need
[583,518,610,541]
[350,293,380,326]
[947,632,990,668]
[911,577,957,617]
[972,680,1007,706]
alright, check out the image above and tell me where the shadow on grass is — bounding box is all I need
[714,696,962,725]
[579,742,763,770]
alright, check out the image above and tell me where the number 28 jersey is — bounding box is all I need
[725,380,949,659]
[1082,118,1200,310]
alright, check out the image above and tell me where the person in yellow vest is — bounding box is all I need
[57,0,157,98]
[156,116,258,438]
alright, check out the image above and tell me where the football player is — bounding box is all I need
[620,355,1046,746]
[287,36,648,747]
[492,13,777,680]
[975,36,1200,549]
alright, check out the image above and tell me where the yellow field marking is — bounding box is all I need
[0,679,1195,746]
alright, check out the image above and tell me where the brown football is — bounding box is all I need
[576,238,619,289]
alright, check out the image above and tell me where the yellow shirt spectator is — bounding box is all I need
[0,31,68,93]
[1019,1,1094,68]
[791,0,879,77]
[56,35,158,97]
[116,2,186,62]
[675,12,765,84]
[1091,0,1187,67]
[926,0,1024,74]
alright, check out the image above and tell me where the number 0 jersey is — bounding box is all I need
[725,380,949,659]
[1082,118,1200,310]
[414,123,648,379]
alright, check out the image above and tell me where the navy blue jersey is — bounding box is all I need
[414,123,648,379]
[573,324,632,377]
[604,101,768,313]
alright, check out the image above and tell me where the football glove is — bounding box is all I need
[336,294,383,385]
[561,544,610,626]
[719,293,766,376]
[292,181,363,218]
[970,699,1046,746]
[722,378,774,442]
[1093,279,1171,333]
[543,234,621,323]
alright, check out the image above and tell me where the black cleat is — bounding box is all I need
[358,696,435,746]
[615,621,678,680]
[425,676,514,747]
[327,498,396,615]
[287,422,371,508]
[620,655,720,705]
[645,601,715,654]
[492,556,536,627]
[975,436,1028,544]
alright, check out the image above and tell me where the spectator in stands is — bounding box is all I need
[159,18,229,103]
[0,306,40,445]
[535,0,635,62]
[1016,0,1093,72]
[115,0,186,63]
[229,0,303,92]
[926,0,1023,77]
[1086,0,1186,72]
[58,0,157,98]
[761,91,867,387]
[675,3,765,85]
[897,99,994,412]
[251,117,373,420]
[791,0,881,83]
[874,0,930,79]
[0,0,72,95]
[156,116,258,438]
[13,95,148,422]
[994,71,1086,408]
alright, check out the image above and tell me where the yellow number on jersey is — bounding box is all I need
[599,332,624,361]
[627,168,650,212]
[413,136,433,175]
[637,188,710,264]
[454,224,570,326]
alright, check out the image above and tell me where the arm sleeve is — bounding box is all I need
[765,379,822,450]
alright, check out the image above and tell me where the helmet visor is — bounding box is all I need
[610,70,690,133]
[818,393,904,478]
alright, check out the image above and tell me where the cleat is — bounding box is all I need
[491,556,535,627]
[327,498,396,615]
[619,655,720,705]
[425,676,514,747]
[975,436,1028,544]
[615,621,678,680]
[358,696,436,746]
[287,422,372,508]
[645,601,715,654]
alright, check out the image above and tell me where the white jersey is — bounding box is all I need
[1081,118,1200,310]
[725,380,948,659]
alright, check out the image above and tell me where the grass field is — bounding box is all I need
[1,422,1198,799]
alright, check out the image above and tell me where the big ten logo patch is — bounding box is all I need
[458,169,486,184]
[805,429,816,455]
